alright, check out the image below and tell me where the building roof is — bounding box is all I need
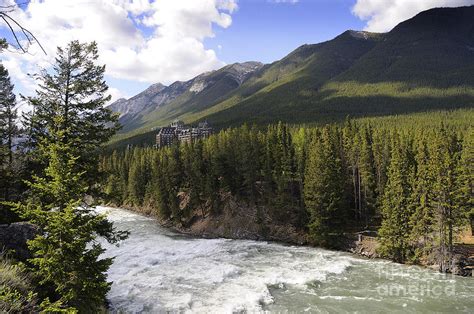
[159,127,176,135]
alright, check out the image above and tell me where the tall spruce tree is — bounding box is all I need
[13,41,127,311]
[358,126,376,227]
[15,115,127,311]
[304,127,346,246]
[0,63,20,223]
[457,129,473,236]
[24,41,120,191]
[409,138,435,261]
[430,127,465,272]
[378,134,414,262]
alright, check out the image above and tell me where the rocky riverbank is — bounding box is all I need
[0,222,38,260]
[107,197,473,277]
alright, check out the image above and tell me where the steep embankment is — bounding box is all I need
[111,197,474,277]
[119,191,308,245]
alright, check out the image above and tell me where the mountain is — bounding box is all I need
[108,83,166,118]
[203,6,474,126]
[110,6,474,144]
[109,61,263,136]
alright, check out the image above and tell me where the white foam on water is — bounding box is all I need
[97,207,356,313]
[97,207,474,313]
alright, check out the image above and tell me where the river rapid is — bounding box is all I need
[97,206,473,313]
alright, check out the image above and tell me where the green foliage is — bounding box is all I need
[112,7,474,143]
[0,256,38,313]
[304,127,347,245]
[8,41,127,312]
[14,114,125,312]
[0,63,21,223]
[377,135,414,262]
[102,110,473,261]
[24,41,120,192]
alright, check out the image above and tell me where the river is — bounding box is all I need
[96,206,473,313]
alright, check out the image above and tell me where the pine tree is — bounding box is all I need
[378,134,414,262]
[372,129,391,209]
[14,115,127,311]
[409,138,435,261]
[304,127,346,246]
[0,63,21,223]
[12,41,127,311]
[358,126,376,227]
[127,149,146,206]
[24,41,120,191]
[457,129,473,235]
[430,127,465,272]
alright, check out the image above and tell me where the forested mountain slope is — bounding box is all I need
[111,6,474,144]
[204,6,474,126]
[100,109,474,274]
[109,62,263,136]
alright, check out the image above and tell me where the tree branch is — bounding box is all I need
[0,10,47,55]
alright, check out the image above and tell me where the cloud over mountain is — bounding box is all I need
[352,0,474,32]
[0,0,237,96]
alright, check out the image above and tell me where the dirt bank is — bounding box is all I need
[107,194,473,277]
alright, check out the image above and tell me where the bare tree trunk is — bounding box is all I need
[358,168,362,224]
[353,166,357,218]
[438,202,446,273]
[364,185,369,228]
[5,108,13,201]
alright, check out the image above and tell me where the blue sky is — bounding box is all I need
[205,0,365,64]
[1,0,472,107]
[115,0,366,97]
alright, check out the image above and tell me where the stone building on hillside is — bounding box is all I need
[156,120,213,148]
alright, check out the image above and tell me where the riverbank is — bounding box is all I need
[105,201,473,277]
[98,206,474,313]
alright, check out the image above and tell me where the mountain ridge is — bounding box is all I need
[109,61,263,133]
[109,5,474,143]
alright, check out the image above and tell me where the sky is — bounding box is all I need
[1,0,474,112]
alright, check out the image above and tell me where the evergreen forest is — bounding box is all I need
[101,110,473,268]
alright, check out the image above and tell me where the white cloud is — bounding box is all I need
[352,0,474,32]
[108,87,129,104]
[0,0,237,95]
[1,58,36,94]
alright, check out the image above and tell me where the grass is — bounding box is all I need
[457,227,474,245]
[0,255,37,313]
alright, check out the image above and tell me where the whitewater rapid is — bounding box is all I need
[97,206,473,313]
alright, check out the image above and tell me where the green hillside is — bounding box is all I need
[114,62,262,139]
[204,6,474,127]
[112,6,474,144]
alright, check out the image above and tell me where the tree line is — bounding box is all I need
[101,114,472,269]
[1,41,126,312]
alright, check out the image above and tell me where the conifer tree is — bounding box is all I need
[0,63,21,223]
[24,41,120,190]
[304,127,346,246]
[358,126,376,226]
[457,129,473,235]
[372,129,391,208]
[378,134,414,262]
[14,115,127,311]
[12,41,127,311]
[430,127,465,272]
[409,138,435,260]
